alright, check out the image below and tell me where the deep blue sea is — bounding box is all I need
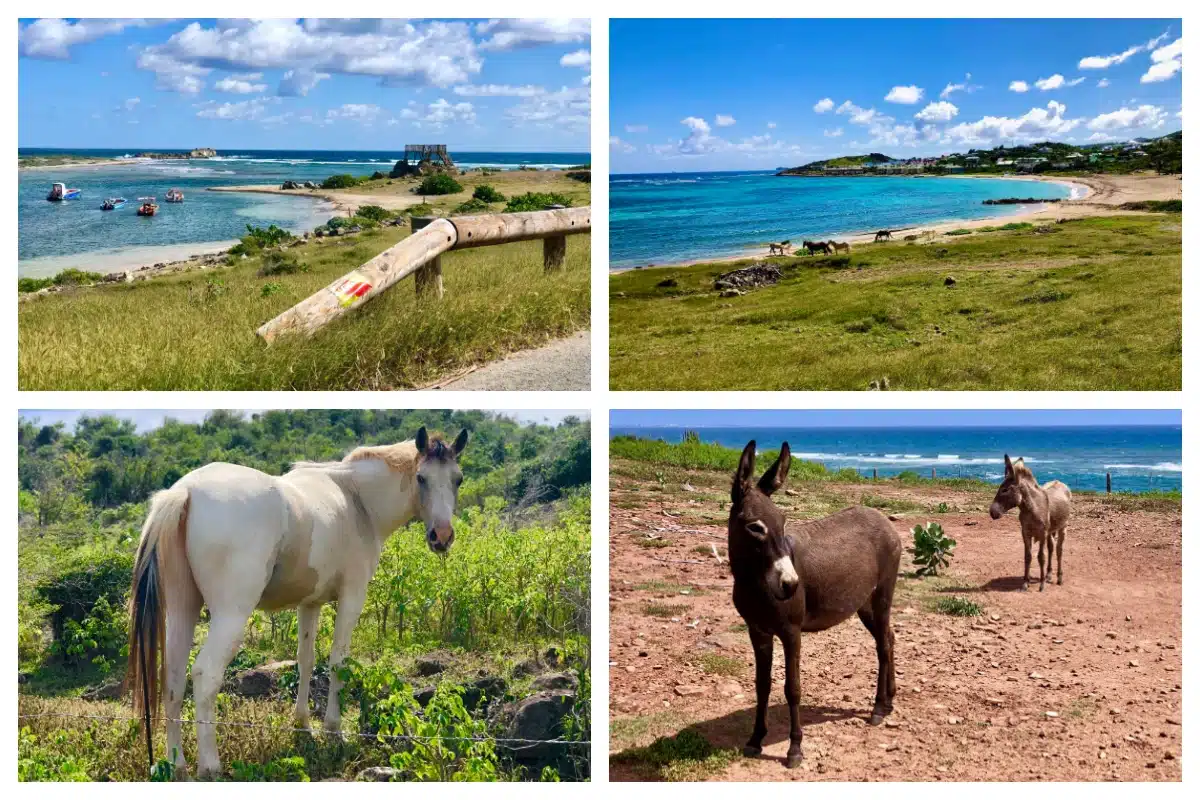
[609,171,1075,269]
[609,426,1182,494]
[18,148,589,277]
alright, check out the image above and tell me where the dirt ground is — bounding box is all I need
[608,467,1182,781]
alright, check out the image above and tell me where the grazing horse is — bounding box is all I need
[803,240,832,255]
[830,241,851,254]
[768,240,791,256]
[989,454,1071,591]
[874,230,892,241]
[127,427,468,778]
[728,441,901,768]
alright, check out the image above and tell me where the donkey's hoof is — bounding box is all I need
[868,713,886,726]
[743,744,763,757]
[1057,578,1063,586]
[785,752,803,769]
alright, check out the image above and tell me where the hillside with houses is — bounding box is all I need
[778,130,1181,177]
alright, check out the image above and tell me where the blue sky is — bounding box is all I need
[19,19,590,151]
[610,18,1182,173]
[610,410,1181,429]
[21,410,590,432]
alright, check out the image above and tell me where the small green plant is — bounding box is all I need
[258,252,308,277]
[355,205,392,222]
[945,228,973,236]
[472,185,505,203]
[57,595,128,672]
[698,653,743,677]
[416,174,464,195]
[149,758,176,782]
[936,502,951,513]
[637,537,670,549]
[612,728,737,781]
[18,728,91,781]
[643,602,689,617]
[407,203,435,217]
[321,174,362,190]
[453,198,490,215]
[260,282,283,297]
[910,521,955,576]
[933,596,983,616]
[504,192,573,212]
[230,756,310,782]
[382,683,500,781]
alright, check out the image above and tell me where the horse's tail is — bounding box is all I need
[127,486,190,770]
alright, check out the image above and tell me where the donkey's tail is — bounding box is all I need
[127,486,190,770]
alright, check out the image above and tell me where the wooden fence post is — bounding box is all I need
[1106,472,1112,493]
[932,468,937,479]
[872,468,878,481]
[410,217,444,300]
[543,235,567,271]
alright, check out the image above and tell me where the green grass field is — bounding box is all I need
[19,226,589,390]
[610,214,1181,390]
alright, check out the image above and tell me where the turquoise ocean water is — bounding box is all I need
[610,425,1181,494]
[19,148,588,277]
[609,171,1074,269]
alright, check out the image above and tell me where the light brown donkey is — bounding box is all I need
[988,454,1071,591]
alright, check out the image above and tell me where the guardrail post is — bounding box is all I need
[1106,472,1111,493]
[410,216,444,299]
[543,235,567,272]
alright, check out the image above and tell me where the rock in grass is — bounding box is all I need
[357,766,401,781]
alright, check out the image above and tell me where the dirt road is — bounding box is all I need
[435,330,590,390]
[609,471,1182,781]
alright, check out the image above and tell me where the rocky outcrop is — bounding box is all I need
[713,263,781,292]
[230,659,296,698]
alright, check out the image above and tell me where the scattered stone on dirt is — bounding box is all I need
[713,263,781,293]
[464,675,508,713]
[230,660,297,698]
[532,673,579,693]
[356,766,400,781]
[512,659,542,679]
[415,653,452,677]
[81,681,123,701]
[495,689,579,778]
[945,275,957,286]
[674,684,707,697]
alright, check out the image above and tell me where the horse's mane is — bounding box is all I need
[1011,457,1034,481]
[288,435,454,476]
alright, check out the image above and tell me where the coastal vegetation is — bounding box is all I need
[339,167,591,214]
[416,174,464,196]
[610,213,1181,390]
[17,410,591,781]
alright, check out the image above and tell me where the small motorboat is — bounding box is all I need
[47,182,82,201]
[101,197,127,211]
[136,197,159,217]
[165,188,185,203]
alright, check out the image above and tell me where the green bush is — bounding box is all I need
[472,185,505,203]
[56,595,127,672]
[19,269,107,292]
[321,174,362,190]
[356,205,392,222]
[260,282,283,297]
[1119,199,1182,213]
[35,550,133,645]
[416,174,464,196]
[258,252,308,277]
[910,521,955,576]
[18,277,55,293]
[407,203,435,217]
[566,171,591,184]
[504,193,572,212]
[230,757,310,782]
[933,596,983,617]
[18,728,91,781]
[453,199,490,215]
[370,171,386,181]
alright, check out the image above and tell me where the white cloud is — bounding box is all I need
[624,124,648,133]
[1088,104,1168,132]
[1146,31,1172,49]
[476,18,590,51]
[120,97,141,112]
[400,98,478,129]
[766,122,777,129]
[559,49,590,68]
[194,96,279,121]
[813,97,834,113]
[914,100,958,122]
[504,85,590,131]
[136,51,210,94]
[214,73,267,94]
[681,116,710,134]
[824,127,844,137]
[940,73,980,99]
[1009,80,1029,93]
[1066,77,1086,87]
[453,84,544,97]
[326,103,383,123]
[836,100,890,126]
[19,18,152,59]
[943,101,1083,146]
[885,85,924,104]
[278,69,331,97]
[1141,37,1182,83]
[1035,74,1066,91]
[1079,44,1143,70]
[1097,78,1111,88]
[609,135,636,153]
[715,114,736,127]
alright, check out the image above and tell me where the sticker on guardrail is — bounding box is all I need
[330,271,373,307]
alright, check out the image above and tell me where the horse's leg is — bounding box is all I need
[1021,531,1032,591]
[192,609,250,778]
[780,629,804,768]
[163,587,202,775]
[1055,526,1066,585]
[1045,530,1054,581]
[294,604,320,731]
[743,625,773,757]
[1037,535,1046,592]
[323,583,367,733]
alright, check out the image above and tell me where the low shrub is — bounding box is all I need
[933,596,983,617]
[566,171,591,183]
[415,174,464,196]
[258,252,308,277]
[1119,199,1181,213]
[504,192,573,212]
[910,521,955,576]
[453,199,490,215]
[355,205,392,222]
[472,185,506,203]
[321,174,362,190]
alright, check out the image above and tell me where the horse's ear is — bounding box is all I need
[415,426,429,453]
[758,442,791,496]
[1003,454,1013,476]
[453,429,469,456]
[733,440,757,500]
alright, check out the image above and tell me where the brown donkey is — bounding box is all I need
[989,454,1072,591]
[728,440,902,768]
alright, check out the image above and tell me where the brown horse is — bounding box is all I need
[830,241,851,254]
[803,240,832,255]
[768,240,791,255]
[989,454,1071,591]
[728,441,901,768]
[874,230,892,241]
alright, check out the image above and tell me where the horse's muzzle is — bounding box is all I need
[989,503,1004,520]
[426,526,455,554]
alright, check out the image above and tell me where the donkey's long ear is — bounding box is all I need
[758,442,791,496]
[416,426,429,453]
[1003,453,1013,476]
[453,429,469,456]
[733,440,757,500]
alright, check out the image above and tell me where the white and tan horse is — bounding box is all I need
[126,427,468,778]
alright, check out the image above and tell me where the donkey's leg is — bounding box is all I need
[1021,532,1033,591]
[1055,527,1066,585]
[192,610,250,778]
[858,603,894,723]
[1045,530,1054,580]
[294,604,320,731]
[1037,535,1046,592]
[780,630,804,768]
[323,584,367,733]
[164,590,202,775]
[743,625,774,757]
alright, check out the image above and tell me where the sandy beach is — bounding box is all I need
[209,184,426,217]
[613,172,1181,272]
[18,158,152,172]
